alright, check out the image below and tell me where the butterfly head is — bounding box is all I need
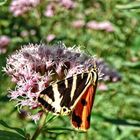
[91,61,98,72]
[88,63,98,86]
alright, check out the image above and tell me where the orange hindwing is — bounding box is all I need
[71,85,97,131]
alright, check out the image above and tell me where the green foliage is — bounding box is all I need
[0,0,140,140]
[116,1,140,10]
[0,130,25,140]
[0,120,26,137]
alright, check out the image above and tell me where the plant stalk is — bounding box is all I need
[31,112,47,140]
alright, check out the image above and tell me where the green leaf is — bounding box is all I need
[0,0,7,6]
[47,127,76,131]
[0,130,25,140]
[46,115,57,124]
[44,126,86,134]
[123,62,140,69]
[116,2,140,10]
[0,120,26,137]
[0,95,9,102]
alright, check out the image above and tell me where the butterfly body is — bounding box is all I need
[38,68,98,130]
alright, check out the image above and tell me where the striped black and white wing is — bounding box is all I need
[38,70,97,115]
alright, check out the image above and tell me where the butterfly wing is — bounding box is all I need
[71,84,97,131]
[38,71,96,115]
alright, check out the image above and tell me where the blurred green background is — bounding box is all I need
[0,0,140,140]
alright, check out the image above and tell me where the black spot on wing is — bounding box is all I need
[63,108,66,112]
[38,97,55,113]
[72,111,82,127]
[40,86,55,102]
[81,98,87,106]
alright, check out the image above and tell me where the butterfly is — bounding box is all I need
[38,67,98,131]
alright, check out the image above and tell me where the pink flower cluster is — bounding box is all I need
[44,4,55,17]
[4,44,99,121]
[72,20,114,32]
[59,0,75,9]
[4,44,121,121]
[9,0,40,16]
[46,34,56,42]
[0,35,10,54]
[72,20,85,28]
[86,21,114,32]
[95,58,121,82]
[9,0,75,17]
[44,0,75,17]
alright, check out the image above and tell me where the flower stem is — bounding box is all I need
[31,112,47,140]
